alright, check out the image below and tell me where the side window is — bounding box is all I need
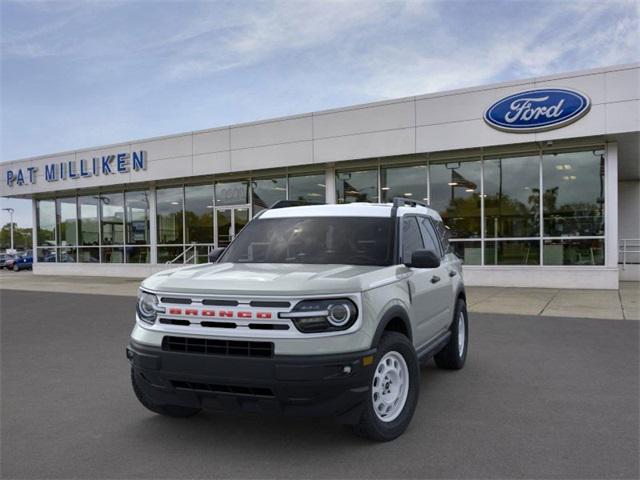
[418,217,443,257]
[402,216,425,263]
[434,220,452,254]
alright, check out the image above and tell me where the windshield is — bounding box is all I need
[220,216,394,266]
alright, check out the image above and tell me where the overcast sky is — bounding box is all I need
[1,0,639,228]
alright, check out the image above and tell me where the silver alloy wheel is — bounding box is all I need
[371,351,409,422]
[458,311,466,357]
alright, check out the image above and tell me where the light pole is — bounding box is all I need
[2,207,15,251]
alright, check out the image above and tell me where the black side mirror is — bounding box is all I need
[406,249,440,269]
[208,247,226,263]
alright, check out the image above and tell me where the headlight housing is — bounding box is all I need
[136,291,163,324]
[280,298,358,333]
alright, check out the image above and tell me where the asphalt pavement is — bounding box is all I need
[1,290,638,479]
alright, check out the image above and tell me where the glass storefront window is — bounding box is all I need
[336,169,378,203]
[288,173,325,203]
[100,193,124,245]
[252,177,286,212]
[158,246,184,264]
[185,184,214,244]
[215,181,249,206]
[430,159,481,238]
[126,246,150,264]
[449,241,481,265]
[484,240,540,265]
[77,247,100,263]
[543,238,604,265]
[484,155,540,238]
[542,150,605,237]
[78,195,99,246]
[58,247,76,263]
[381,165,428,203]
[101,246,124,263]
[36,200,56,246]
[157,187,184,244]
[56,197,77,246]
[37,246,56,262]
[125,191,150,245]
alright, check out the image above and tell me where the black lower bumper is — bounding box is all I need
[127,340,376,423]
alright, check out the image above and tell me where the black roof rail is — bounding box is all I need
[270,200,324,209]
[392,197,429,209]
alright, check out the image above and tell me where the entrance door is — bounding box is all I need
[215,207,250,248]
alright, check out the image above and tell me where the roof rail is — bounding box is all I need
[270,200,324,209]
[392,197,429,209]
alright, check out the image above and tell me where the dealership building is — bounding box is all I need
[1,63,638,289]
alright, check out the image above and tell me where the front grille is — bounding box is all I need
[249,300,291,308]
[202,299,239,306]
[162,336,274,358]
[171,380,274,397]
[160,297,192,305]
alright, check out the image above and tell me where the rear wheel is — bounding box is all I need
[434,298,468,370]
[131,369,201,418]
[12,264,19,272]
[350,332,419,442]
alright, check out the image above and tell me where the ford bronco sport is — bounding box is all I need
[127,198,468,441]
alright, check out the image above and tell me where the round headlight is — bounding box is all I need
[137,291,159,324]
[281,298,358,333]
[327,303,351,327]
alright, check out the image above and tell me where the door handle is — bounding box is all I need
[430,275,441,284]
[448,270,457,277]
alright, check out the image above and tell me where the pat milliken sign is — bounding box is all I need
[484,88,591,133]
[5,150,147,187]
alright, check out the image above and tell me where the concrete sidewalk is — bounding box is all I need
[1,271,638,320]
[467,282,639,320]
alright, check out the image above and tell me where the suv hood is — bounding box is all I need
[142,262,403,296]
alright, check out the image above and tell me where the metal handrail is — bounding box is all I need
[166,243,197,264]
[619,238,640,269]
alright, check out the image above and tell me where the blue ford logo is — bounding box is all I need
[484,88,591,132]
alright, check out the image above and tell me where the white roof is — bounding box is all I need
[259,202,443,221]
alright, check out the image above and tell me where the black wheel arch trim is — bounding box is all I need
[371,305,413,348]
[456,286,467,303]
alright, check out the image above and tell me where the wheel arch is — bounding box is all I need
[371,305,413,348]
[456,287,467,303]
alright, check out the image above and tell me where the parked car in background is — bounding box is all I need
[10,251,33,271]
[0,253,15,269]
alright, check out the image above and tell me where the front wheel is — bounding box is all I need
[12,264,19,272]
[350,332,419,442]
[434,298,468,370]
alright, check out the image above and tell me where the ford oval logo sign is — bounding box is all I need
[484,88,591,133]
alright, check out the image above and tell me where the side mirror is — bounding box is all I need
[208,247,226,263]
[406,249,440,269]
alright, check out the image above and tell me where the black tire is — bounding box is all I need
[131,369,201,418]
[350,332,419,442]
[12,264,19,272]
[434,298,468,370]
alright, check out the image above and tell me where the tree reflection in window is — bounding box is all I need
[430,160,481,238]
[542,150,605,237]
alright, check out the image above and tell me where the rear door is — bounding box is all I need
[401,215,447,347]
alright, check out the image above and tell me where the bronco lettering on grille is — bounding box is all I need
[166,308,273,320]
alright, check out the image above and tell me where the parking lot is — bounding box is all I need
[1,289,639,479]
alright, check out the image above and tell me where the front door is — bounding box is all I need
[401,215,453,347]
[215,207,249,248]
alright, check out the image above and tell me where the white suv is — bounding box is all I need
[127,198,468,441]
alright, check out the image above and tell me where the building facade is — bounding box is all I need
[2,63,639,289]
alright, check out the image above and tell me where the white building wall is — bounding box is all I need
[2,63,638,199]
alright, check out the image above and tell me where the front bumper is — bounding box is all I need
[127,340,376,423]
